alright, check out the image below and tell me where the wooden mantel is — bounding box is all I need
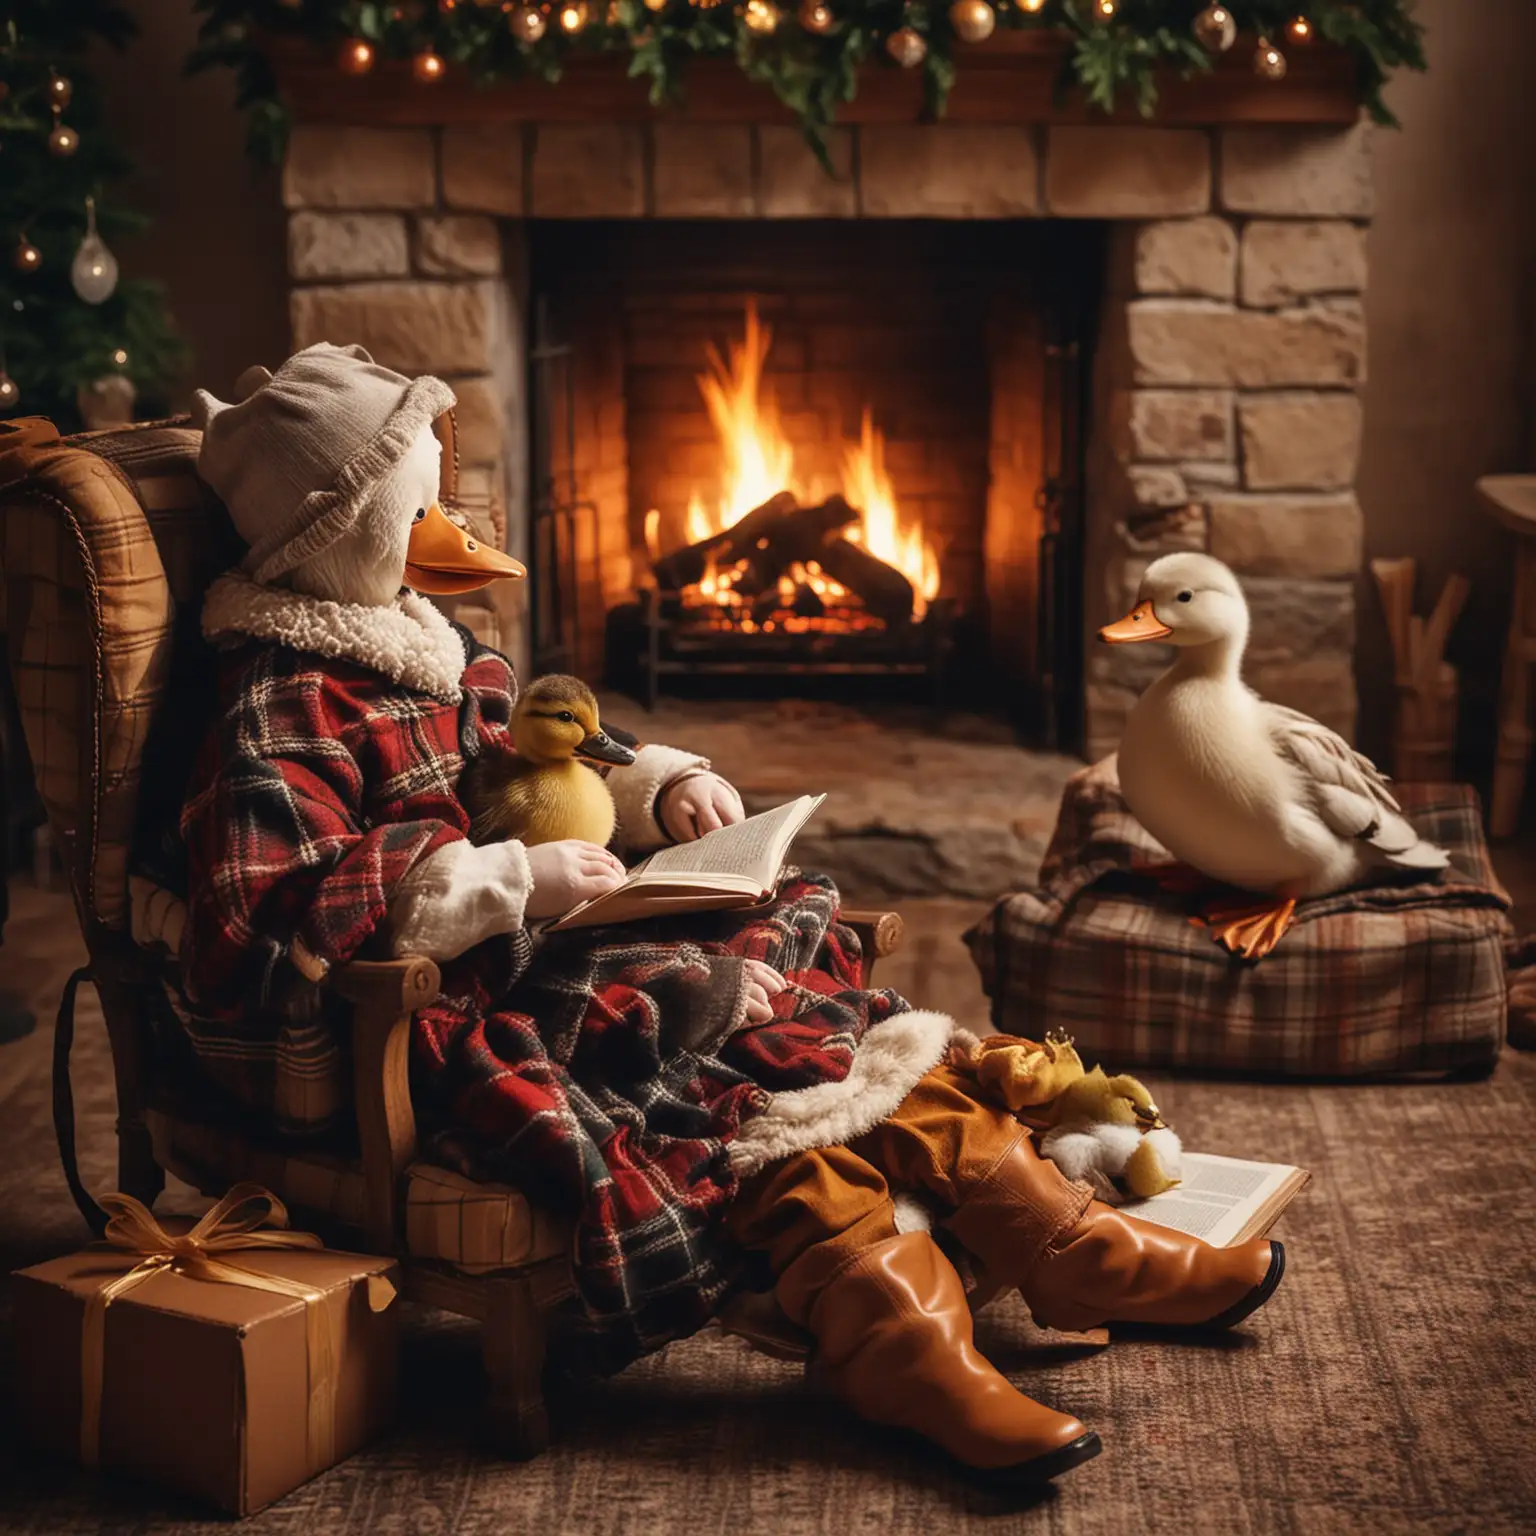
[270,32,1359,128]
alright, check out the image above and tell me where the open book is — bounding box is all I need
[1116,1152,1309,1247]
[547,794,827,931]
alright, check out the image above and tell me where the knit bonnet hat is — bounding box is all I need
[192,342,456,585]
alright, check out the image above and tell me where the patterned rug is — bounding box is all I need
[2,887,1534,1535]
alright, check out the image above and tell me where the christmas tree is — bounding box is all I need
[0,1,183,428]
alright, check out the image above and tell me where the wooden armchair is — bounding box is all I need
[0,413,904,1456]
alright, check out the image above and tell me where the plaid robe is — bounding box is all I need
[178,628,910,1370]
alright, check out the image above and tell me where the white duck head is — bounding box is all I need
[1098,552,1250,672]
[195,343,525,610]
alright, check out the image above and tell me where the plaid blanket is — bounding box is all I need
[966,757,1512,1078]
[175,631,912,1371]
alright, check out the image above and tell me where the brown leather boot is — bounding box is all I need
[809,1232,1101,1484]
[947,1136,1284,1333]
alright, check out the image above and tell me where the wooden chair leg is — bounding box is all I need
[1491,545,1536,839]
[481,1272,551,1459]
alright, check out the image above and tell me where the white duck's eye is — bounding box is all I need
[414,507,427,522]
[1177,590,1193,603]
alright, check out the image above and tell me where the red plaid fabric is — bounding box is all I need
[176,631,908,1371]
[966,758,1511,1079]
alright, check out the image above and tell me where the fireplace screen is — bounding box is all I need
[528,220,1098,746]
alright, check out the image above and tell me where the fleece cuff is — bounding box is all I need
[607,742,711,855]
[387,837,532,961]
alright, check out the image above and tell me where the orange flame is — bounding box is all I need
[681,300,940,619]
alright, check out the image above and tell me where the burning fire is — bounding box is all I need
[669,299,941,621]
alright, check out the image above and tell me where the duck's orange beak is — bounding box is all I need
[1098,599,1173,644]
[404,503,526,596]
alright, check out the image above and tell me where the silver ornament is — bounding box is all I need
[71,198,119,306]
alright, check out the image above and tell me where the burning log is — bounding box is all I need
[812,537,915,625]
[651,491,798,591]
[651,492,857,593]
[652,489,917,627]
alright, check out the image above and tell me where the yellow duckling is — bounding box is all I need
[464,675,638,848]
[1038,1067,1183,1201]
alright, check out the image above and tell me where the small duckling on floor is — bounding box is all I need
[1038,1067,1183,1201]
[464,675,638,848]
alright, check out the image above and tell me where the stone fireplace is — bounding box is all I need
[282,110,1370,759]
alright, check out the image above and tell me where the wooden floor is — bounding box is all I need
[2,875,1535,1534]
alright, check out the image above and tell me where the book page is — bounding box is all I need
[1116,1152,1297,1248]
[545,795,826,931]
[632,795,825,890]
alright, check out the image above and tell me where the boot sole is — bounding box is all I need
[985,1430,1103,1485]
[1203,1239,1286,1331]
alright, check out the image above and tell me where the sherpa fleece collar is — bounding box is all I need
[201,569,468,703]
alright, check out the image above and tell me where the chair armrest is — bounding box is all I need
[327,956,441,1252]
[841,909,904,986]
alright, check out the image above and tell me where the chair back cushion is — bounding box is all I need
[0,417,240,932]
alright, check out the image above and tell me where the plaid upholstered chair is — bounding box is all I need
[0,412,904,1455]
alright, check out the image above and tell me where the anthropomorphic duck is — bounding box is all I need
[1100,552,1448,958]
[464,675,639,848]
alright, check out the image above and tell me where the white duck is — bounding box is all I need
[1099,552,1448,959]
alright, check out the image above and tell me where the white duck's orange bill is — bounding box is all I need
[1098,600,1173,644]
[404,502,527,596]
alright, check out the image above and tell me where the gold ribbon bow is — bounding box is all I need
[80,1183,341,1472]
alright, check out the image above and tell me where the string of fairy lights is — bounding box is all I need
[326,1,1316,84]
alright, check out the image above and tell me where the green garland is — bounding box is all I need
[191,0,1425,162]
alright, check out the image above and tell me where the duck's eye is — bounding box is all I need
[557,710,576,724]
[1177,590,1193,603]
[413,507,426,522]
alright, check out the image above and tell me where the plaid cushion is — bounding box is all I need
[966,757,1511,1078]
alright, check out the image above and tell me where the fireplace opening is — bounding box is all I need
[526,219,1102,748]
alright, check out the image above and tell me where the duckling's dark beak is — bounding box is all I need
[576,729,637,767]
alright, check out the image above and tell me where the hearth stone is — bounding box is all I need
[598,695,1082,902]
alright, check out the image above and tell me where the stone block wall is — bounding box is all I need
[281,117,1372,749]
[1084,124,1372,758]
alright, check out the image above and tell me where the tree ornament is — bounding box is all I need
[1285,14,1313,44]
[47,71,73,111]
[113,348,130,367]
[1090,0,1117,21]
[1192,3,1236,52]
[1253,36,1287,78]
[71,198,119,305]
[1016,0,1046,11]
[338,38,377,73]
[14,235,41,274]
[799,0,835,33]
[411,48,447,80]
[509,4,548,40]
[743,0,780,34]
[49,123,81,157]
[0,371,17,412]
[886,25,926,65]
[77,373,136,430]
[557,0,590,29]
[949,0,995,42]
[643,0,668,11]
